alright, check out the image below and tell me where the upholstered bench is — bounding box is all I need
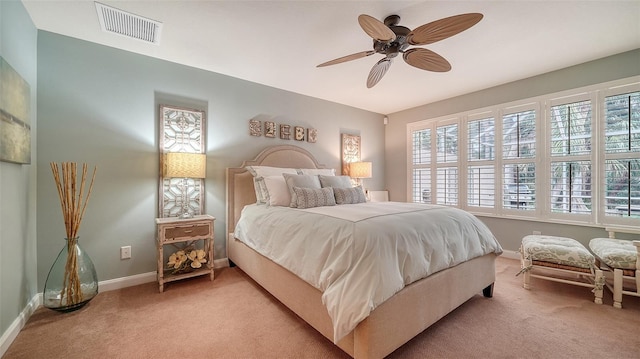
[589,237,640,308]
[519,235,604,304]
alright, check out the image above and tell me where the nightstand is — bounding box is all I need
[155,214,215,292]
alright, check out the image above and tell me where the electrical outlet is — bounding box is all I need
[532,230,542,235]
[120,246,131,260]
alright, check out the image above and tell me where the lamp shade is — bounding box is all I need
[164,152,206,179]
[349,161,372,179]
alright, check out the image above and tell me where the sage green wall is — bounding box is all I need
[0,0,38,342]
[385,49,640,252]
[36,31,385,289]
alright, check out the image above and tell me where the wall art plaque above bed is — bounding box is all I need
[248,119,316,143]
[294,126,305,141]
[264,121,276,138]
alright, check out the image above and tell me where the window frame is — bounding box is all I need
[545,92,596,223]
[406,76,640,230]
[597,82,640,227]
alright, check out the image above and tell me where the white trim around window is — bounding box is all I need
[406,76,640,230]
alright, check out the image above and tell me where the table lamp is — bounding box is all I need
[349,161,372,188]
[164,152,206,218]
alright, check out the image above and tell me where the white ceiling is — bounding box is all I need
[22,0,640,114]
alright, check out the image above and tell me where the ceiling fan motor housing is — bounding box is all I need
[373,22,410,57]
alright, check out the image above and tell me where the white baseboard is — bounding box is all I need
[0,293,40,357]
[99,257,230,291]
[0,258,231,356]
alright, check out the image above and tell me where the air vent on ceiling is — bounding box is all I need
[95,2,162,45]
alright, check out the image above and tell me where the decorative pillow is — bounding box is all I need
[319,175,352,189]
[246,166,298,204]
[283,173,321,208]
[299,168,336,176]
[262,176,291,207]
[293,187,336,209]
[334,186,367,205]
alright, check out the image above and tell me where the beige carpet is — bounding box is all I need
[4,257,639,358]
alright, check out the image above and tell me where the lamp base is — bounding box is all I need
[178,211,193,219]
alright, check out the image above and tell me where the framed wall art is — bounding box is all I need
[341,133,361,176]
[0,56,31,164]
[159,104,206,218]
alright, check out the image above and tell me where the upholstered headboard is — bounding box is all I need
[226,145,327,234]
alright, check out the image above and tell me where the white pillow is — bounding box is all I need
[282,173,321,208]
[299,168,336,176]
[246,166,299,204]
[263,176,291,207]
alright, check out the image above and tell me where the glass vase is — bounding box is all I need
[43,237,98,312]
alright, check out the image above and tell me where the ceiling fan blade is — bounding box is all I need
[408,13,483,45]
[358,14,396,42]
[403,48,451,72]
[367,57,393,88]
[317,50,375,67]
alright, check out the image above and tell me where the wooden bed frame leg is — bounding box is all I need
[483,283,494,298]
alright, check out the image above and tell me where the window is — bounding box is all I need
[549,99,593,215]
[550,161,592,214]
[467,117,495,208]
[604,159,639,217]
[412,129,431,203]
[503,110,535,159]
[603,91,640,219]
[550,100,592,156]
[407,76,640,229]
[437,167,458,205]
[605,92,640,154]
[468,165,495,207]
[436,123,458,205]
[437,124,458,163]
[502,110,536,211]
[502,164,535,210]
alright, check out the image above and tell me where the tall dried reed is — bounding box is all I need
[50,162,97,306]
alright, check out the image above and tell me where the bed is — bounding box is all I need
[226,145,502,358]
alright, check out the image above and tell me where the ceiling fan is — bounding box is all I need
[317,13,483,88]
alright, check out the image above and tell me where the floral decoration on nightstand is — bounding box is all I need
[167,246,207,274]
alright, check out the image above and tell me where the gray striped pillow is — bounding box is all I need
[292,187,336,209]
[333,186,367,204]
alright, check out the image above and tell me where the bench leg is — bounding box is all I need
[593,268,604,305]
[522,257,532,290]
[613,268,623,309]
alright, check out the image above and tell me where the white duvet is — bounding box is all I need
[234,201,503,342]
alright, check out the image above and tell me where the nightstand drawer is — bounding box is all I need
[164,224,210,240]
